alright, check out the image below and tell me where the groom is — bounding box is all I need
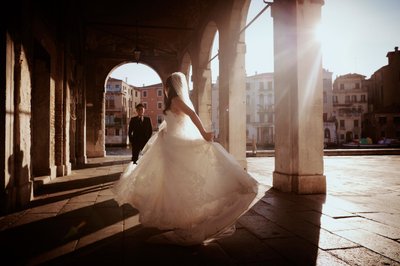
[128,103,153,164]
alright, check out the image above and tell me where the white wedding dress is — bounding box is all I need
[113,112,259,245]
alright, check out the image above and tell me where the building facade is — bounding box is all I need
[363,47,400,142]
[322,69,337,146]
[332,73,368,144]
[105,78,140,146]
[138,83,165,130]
[211,73,275,149]
[245,73,275,148]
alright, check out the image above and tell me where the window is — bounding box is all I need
[323,113,327,121]
[324,129,330,138]
[323,92,327,103]
[259,113,265,123]
[143,102,148,109]
[267,94,273,105]
[157,101,163,109]
[361,95,366,102]
[379,117,387,125]
[351,95,357,102]
[116,128,120,136]
[157,115,163,125]
[355,83,360,89]
[142,91,147,97]
[157,89,163,97]
[354,120,359,127]
[333,96,338,103]
[259,82,264,90]
[340,120,345,128]
[109,99,115,108]
[259,94,264,106]
[246,95,250,105]
[267,113,273,123]
[340,84,344,90]
[267,81,273,90]
[345,95,350,103]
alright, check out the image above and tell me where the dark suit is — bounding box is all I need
[128,116,153,163]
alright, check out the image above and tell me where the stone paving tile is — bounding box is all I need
[0,209,27,231]
[238,211,294,239]
[294,211,356,232]
[329,247,400,266]
[58,202,94,216]
[335,229,400,262]
[358,212,400,229]
[216,228,286,264]
[25,199,69,214]
[76,223,123,249]
[322,196,374,214]
[28,240,78,265]
[340,217,400,240]
[251,199,359,250]
[98,187,115,196]
[264,237,348,266]
[68,192,99,203]
[315,229,360,250]
[320,203,359,218]
[10,212,57,227]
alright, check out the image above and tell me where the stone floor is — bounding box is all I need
[1,152,400,265]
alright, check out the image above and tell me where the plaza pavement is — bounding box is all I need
[1,149,399,265]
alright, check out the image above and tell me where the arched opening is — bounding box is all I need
[210,30,219,139]
[245,1,274,150]
[324,128,331,139]
[104,63,162,153]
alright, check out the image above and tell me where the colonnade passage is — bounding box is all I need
[2,0,325,214]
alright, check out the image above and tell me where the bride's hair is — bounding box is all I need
[163,75,178,115]
[163,72,194,115]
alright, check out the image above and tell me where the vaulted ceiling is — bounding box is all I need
[76,0,220,63]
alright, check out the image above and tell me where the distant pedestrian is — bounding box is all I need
[128,103,153,164]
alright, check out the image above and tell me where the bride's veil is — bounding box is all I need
[141,72,197,155]
[170,72,195,111]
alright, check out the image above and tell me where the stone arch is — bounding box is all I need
[189,20,218,126]
[180,52,191,79]
[105,61,163,90]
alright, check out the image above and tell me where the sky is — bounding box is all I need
[110,0,400,87]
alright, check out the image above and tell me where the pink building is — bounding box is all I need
[138,83,165,130]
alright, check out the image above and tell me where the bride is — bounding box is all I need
[113,72,260,246]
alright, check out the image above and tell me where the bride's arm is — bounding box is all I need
[171,97,213,141]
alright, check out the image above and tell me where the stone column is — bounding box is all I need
[194,67,213,132]
[85,61,106,158]
[218,38,247,168]
[76,77,87,164]
[272,0,326,194]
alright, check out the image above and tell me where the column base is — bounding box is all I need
[273,171,326,194]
